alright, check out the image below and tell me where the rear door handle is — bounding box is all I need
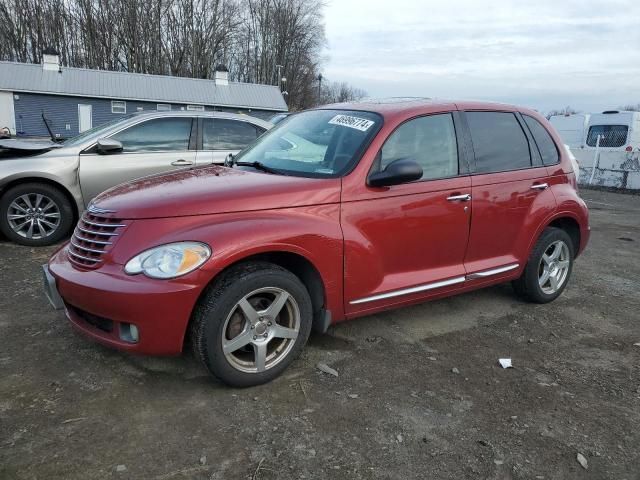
[171,159,194,166]
[530,183,549,190]
[447,193,471,202]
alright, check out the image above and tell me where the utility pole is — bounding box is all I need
[276,64,284,90]
[317,73,323,103]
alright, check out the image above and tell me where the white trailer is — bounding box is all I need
[549,114,590,149]
[562,111,640,190]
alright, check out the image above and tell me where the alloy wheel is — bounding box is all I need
[7,193,61,240]
[538,240,571,294]
[222,287,301,373]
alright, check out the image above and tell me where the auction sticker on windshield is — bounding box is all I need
[328,114,375,132]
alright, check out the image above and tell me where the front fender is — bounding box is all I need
[109,204,345,321]
[0,157,83,213]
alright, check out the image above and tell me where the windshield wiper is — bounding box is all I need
[233,161,283,175]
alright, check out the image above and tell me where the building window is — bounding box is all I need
[111,101,126,114]
[187,105,205,111]
[157,104,171,111]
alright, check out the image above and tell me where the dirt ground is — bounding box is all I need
[1,188,639,480]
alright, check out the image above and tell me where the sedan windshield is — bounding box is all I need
[233,109,382,177]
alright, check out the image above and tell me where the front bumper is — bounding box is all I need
[46,245,208,355]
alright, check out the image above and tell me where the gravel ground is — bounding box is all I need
[1,188,639,480]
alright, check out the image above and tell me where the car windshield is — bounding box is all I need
[233,109,382,177]
[62,114,136,147]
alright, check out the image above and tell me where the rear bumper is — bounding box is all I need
[47,245,207,355]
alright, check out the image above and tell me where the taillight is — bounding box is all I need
[625,146,633,152]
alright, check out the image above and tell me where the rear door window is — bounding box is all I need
[111,117,192,152]
[203,119,260,150]
[466,112,531,173]
[586,125,628,147]
[379,113,459,180]
[523,115,559,165]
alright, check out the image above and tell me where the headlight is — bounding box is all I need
[124,242,211,279]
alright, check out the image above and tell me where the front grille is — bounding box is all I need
[68,212,125,268]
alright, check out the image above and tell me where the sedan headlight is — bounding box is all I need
[124,242,211,279]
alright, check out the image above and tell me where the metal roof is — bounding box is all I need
[0,61,288,112]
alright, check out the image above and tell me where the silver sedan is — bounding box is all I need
[0,111,272,246]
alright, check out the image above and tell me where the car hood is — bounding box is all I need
[92,165,341,219]
[0,139,62,158]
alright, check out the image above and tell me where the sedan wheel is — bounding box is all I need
[7,193,61,240]
[0,183,74,246]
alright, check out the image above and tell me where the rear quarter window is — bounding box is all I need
[523,115,559,165]
[465,111,531,173]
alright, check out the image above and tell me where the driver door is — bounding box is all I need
[79,116,196,203]
[342,112,472,314]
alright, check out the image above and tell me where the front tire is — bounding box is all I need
[191,262,313,387]
[0,183,74,246]
[513,227,574,303]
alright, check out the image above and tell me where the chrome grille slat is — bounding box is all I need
[68,249,103,263]
[77,225,119,237]
[73,233,112,245]
[68,211,124,269]
[70,239,107,254]
[81,219,126,228]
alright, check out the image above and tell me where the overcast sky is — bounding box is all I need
[323,0,640,113]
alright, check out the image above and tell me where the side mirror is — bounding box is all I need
[96,138,123,154]
[224,153,235,167]
[368,158,423,187]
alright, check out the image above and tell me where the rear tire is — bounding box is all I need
[0,182,74,246]
[190,261,313,387]
[512,227,574,303]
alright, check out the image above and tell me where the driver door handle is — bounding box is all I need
[447,193,472,202]
[171,159,194,166]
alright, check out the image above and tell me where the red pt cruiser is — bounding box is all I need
[44,99,589,387]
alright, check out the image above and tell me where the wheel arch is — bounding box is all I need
[0,176,80,225]
[547,216,581,257]
[528,212,582,260]
[184,249,330,351]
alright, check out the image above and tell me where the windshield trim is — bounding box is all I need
[232,108,384,179]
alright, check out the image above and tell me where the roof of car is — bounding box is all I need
[126,110,273,129]
[322,97,535,119]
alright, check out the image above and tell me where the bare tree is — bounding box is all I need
[0,0,357,109]
[545,106,580,119]
[318,80,367,105]
[618,103,640,112]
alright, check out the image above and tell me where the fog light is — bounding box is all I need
[119,323,139,343]
[129,325,139,342]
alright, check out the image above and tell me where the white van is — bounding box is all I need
[549,113,590,149]
[569,111,640,189]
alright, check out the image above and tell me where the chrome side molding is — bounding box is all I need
[350,276,466,305]
[349,263,520,305]
[466,263,519,280]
